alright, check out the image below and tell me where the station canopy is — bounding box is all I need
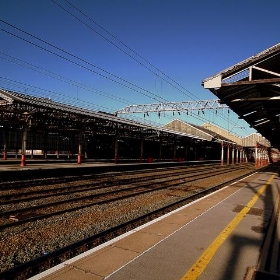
[0,88,210,142]
[202,43,280,148]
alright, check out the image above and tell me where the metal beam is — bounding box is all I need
[252,66,280,77]
[221,77,280,87]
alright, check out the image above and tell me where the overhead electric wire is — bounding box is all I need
[0,20,248,135]
[0,52,132,105]
[0,20,169,103]
[0,77,115,113]
[0,74,244,134]
[0,52,241,133]
[0,52,241,131]
[51,0,199,101]
[49,1,242,129]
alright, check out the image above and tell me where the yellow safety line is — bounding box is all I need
[181,174,276,280]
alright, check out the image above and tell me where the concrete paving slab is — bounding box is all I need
[70,246,138,277]
[139,220,183,237]
[112,231,163,253]
[162,211,201,226]
[41,266,102,280]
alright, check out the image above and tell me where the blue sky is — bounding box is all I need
[0,0,279,137]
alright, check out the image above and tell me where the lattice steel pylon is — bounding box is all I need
[115,99,228,115]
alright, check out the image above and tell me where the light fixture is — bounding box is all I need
[254,119,270,127]
[243,110,257,117]
[254,118,267,123]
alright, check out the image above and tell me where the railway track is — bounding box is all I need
[0,163,245,206]
[0,162,260,279]
[0,164,250,228]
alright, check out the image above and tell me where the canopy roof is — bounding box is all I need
[202,43,280,148]
[0,88,209,142]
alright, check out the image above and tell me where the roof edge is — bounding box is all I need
[202,42,280,83]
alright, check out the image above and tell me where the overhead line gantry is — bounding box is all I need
[115,99,229,116]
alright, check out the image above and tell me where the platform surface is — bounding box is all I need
[28,164,280,280]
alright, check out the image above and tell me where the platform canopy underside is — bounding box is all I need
[202,43,280,148]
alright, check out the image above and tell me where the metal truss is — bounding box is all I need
[115,100,228,115]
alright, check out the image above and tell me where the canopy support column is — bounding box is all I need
[21,125,28,167]
[255,144,259,167]
[20,113,31,166]
[114,138,118,164]
[77,132,82,164]
[227,145,230,165]
[3,127,7,160]
[56,136,60,159]
[221,142,224,165]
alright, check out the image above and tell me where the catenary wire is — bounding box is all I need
[47,2,242,128]
[0,22,249,134]
[1,26,212,125]
[0,20,168,103]
[0,51,244,132]
[0,52,132,105]
[51,0,199,101]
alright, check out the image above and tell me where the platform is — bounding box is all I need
[27,163,280,280]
